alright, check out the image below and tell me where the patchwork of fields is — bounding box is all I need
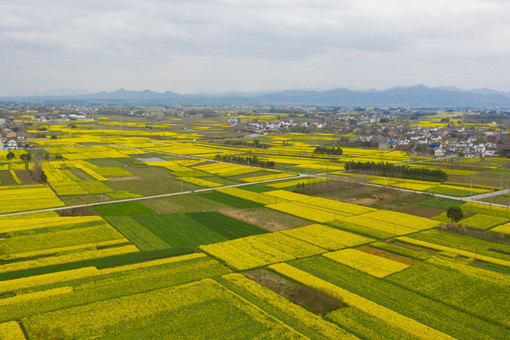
[1,117,509,338]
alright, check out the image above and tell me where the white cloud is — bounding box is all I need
[0,0,509,95]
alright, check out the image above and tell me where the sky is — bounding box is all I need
[1,0,509,96]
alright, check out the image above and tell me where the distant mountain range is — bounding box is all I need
[2,85,510,108]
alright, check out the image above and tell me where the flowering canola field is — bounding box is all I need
[1,117,509,338]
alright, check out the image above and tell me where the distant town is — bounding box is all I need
[2,102,510,159]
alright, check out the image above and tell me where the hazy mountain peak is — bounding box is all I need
[2,86,510,107]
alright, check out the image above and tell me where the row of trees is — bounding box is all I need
[213,154,275,168]
[6,151,31,161]
[347,161,448,182]
[313,146,343,155]
[5,151,60,161]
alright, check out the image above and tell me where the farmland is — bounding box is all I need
[0,111,510,339]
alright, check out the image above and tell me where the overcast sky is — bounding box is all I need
[1,0,509,96]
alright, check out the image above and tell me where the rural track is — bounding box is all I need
[5,144,509,217]
[0,173,311,218]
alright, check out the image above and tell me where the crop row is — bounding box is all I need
[77,161,132,177]
[323,249,410,278]
[220,273,355,339]
[267,177,327,188]
[22,279,303,339]
[0,245,139,275]
[0,215,102,234]
[105,216,170,250]
[461,201,510,218]
[0,184,65,214]
[2,239,128,262]
[280,224,373,250]
[0,216,127,261]
[388,257,510,328]
[178,176,222,187]
[333,215,416,238]
[283,256,508,339]
[492,222,510,235]
[265,189,378,217]
[73,162,108,181]
[0,253,216,301]
[143,160,203,176]
[106,190,141,199]
[459,214,509,230]
[200,231,326,270]
[133,213,228,248]
[0,321,25,340]
[267,202,336,223]
[397,236,510,268]
[194,162,255,177]
[217,187,278,205]
[362,210,440,231]
[240,172,296,182]
[402,229,510,262]
[269,263,452,340]
[50,180,113,195]
[199,191,263,209]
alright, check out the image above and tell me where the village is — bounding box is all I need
[1,103,509,159]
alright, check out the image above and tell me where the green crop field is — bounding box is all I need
[141,194,230,214]
[93,201,156,216]
[387,257,510,328]
[199,191,264,209]
[133,213,228,248]
[185,211,269,239]
[407,229,510,261]
[418,197,464,209]
[105,216,170,250]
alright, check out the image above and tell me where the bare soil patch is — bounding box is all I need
[388,240,438,256]
[12,170,38,185]
[58,207,98,217]
[218,207,309,232]
[331,193,397,206]
[342,197,380,206]
[357,245,421,266]
[398,205,444,218]
[245,269,344,316]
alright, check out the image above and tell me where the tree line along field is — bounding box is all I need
[0,115,510,338]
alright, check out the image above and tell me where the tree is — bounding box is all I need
[6,151,15,160]
[20,153,31,162]
[446,206,463,222]
[30,162,47,183]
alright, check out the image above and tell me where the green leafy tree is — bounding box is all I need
[20,153,31,162]
[446,206,463,222]
[30,162,47,183]
[6,151,15,160]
